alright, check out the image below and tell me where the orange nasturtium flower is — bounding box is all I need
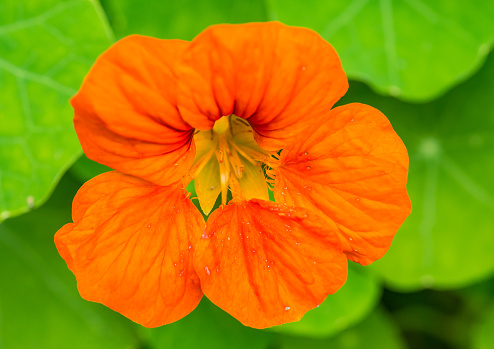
[55,22,411,329]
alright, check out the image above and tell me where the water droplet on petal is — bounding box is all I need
[205,267,211,275]
[285,306,290,310]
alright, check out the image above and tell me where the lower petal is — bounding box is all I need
[193,199,347,329]
[274,103,411,265]
[55,172,205,327]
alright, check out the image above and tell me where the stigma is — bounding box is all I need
[190,115,271,214]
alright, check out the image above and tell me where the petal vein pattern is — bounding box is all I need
[58,22,411,329]
[177,22,348,150]
[194,199,347,328]
[274,103,411,265]
[55,172,205,327]
[72,36,195,186]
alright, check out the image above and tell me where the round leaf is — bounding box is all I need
[339,52,494,290]
[269,0,494,101]
[0,0,113,221]
[0,173,138,349]
[279,308,406,349]
[101,0,267,40]
[142,298,273,349]
[473,303,494,349]
[269,263,380,337]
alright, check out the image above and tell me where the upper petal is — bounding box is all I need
[72,35,195,186]
[177,22,348,150]
[193,199,347,329]
[273,103,412,265]
[55,172,205,327]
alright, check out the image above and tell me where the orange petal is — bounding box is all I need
[177,22,348,150]
[55,172,205,327]
[274,103,412,265]
[194,199,347,328]
[72,35,195,186]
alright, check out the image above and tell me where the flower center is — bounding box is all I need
[190,115,271,215]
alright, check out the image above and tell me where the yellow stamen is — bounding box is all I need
[229,146,244,178]
[230,142,257,165]
[219,150,230,205]
[192,145,217,178]
[191,114,273,212]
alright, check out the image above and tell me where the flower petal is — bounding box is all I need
[237,157,269,202]
[72,35,195,186]
[194,199,347,328]
[193,131,221,215]
[177,22,348,150]
[274,103,411,265]
[55,172,205,327]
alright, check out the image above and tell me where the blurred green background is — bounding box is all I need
[1,0,494,348]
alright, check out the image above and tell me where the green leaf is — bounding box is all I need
[269,0,494,101]
[278,308,406,349]
[101,0,267,40]
[0,0,113,221]
[269,263,380,337]
[0,172,138,349]
[70,154,111,183]
[338,51,494,290]
[473,303,494,349]
[142,298,273,349]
